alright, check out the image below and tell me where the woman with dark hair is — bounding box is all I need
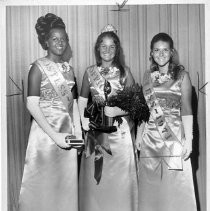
[78,24,138,211]
[136,32,197,211]
[18,13,82,211]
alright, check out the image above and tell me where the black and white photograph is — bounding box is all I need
[0,0,209,211]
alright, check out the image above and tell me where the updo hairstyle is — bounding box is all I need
[35,13,68,50]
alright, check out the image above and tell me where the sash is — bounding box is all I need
[143,70,183,170]
[87,65,105,94]
[36,58,74,122]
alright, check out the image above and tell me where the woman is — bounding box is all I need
[136,32,197,211]
[18,13,82,211]
[78,24,138,211]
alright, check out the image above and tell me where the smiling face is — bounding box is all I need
[151,40,172,69]
[99,36,116,65]
[46,28,68,59]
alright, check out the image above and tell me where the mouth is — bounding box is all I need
[103,52,113,56]
[158,57,166,61]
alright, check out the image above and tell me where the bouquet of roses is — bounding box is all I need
[107,83,150,125]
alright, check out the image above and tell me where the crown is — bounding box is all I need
[101,24,117,34]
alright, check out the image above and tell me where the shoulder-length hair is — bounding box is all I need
[94,31,126,84]
[150,32,184,79]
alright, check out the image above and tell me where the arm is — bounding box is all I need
[180,72,193,160]
[78,70,90,131]
[104,67,135,117]
[27,64,72,149]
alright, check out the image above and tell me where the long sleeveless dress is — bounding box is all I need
[18,58,79,211]
[79,65,138,211]
[138,70,197,211]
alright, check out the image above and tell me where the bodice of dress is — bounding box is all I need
[87,65,124,103]
[143,70,186,154]
[152,71,183,122]
[39,60,75,102]
[34,58,75,133]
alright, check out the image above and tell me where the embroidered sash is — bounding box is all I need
[36,58,74,121]
[87,65,105,93]
[143,70,183,170]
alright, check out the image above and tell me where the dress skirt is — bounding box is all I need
[18,120,78,211]
[79,118,138,211]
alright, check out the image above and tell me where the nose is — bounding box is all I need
[57,39,63,45]
[159,50,164,56]
[103,46,110,53]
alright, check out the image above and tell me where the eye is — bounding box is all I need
[163,49,170,53]
[153,49,159,53]
[61,37,67,42]
[110,45,116,50]
[100,45,106,49]
[52,37,58,42]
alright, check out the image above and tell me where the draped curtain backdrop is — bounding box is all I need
[6,4,205,211]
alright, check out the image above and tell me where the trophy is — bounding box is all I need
[102,80,114,127]
[84,79,117,133]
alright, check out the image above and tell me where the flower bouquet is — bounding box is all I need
[107,83,150,125]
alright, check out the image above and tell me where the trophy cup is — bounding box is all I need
[102,80,113,126]
[99,80,117,133]
[84,79,117,133]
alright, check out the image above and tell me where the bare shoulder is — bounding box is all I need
[28,62,42,80]
[124,66,134,86]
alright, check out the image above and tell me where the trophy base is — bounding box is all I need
[65,136,84,145]
[89,125,117,133]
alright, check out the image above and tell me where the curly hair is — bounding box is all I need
[149,32,184,80]
[94,31,126,84]
[35,13,67,50]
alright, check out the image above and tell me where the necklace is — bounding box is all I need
[99,66,115,76]
[151,71,171,84]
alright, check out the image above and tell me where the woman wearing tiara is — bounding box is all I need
[78,24,138,211]
[18,13,82,211]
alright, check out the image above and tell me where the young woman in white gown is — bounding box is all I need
[78,24,138,211]
[18,13,82,211]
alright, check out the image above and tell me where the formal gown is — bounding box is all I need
[138,70,197,211]
[79,65,138,211]
[18,58,79,211]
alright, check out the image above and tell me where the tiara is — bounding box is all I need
[101,24,117,34]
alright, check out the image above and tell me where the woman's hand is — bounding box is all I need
[181,115,193,161]
[53,133,84,150]
[52,132,74,149]
[104,106,127,117]
[182,138,192,161]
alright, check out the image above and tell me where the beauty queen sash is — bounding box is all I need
[143,70,183,170]
[87,65,105,93]
[35,58,74,122]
